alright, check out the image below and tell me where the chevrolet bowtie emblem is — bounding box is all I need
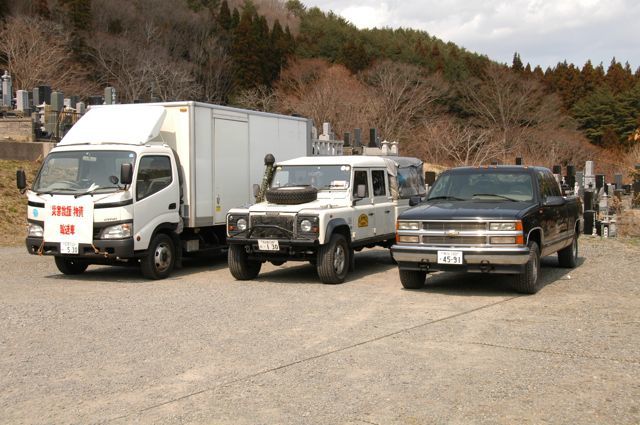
[446,230,459,237]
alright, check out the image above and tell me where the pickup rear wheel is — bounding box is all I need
[54,257,88,275]
[399,269,426,289]
[317,234,349,284]
[228,245,261,280]
[512,241,541,294]
[141,233,175,280]
[557,234,578,268]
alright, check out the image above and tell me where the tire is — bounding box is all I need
[512,241,541,294]
[141,233,175,280]
[399,269,426,289]
[228,245,261,280]
[54,256,88,275]
[557,234,578,268]
[265,186,318,205]
[317,234,350,284]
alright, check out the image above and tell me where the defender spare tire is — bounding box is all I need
[265,186,318,205]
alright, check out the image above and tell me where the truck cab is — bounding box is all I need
[226,155,425,284]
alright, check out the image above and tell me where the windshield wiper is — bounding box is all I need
[75,186,121,198]
[427,196,466,201]
[472,193,518,202]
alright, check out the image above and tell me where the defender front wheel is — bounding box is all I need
[317,234,350,284]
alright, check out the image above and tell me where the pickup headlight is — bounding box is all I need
[397,221,420,230]
[100,223,132,239]
[28,223,44,238]
[489,221,523,231]
[297,216,319,234]
[227,214,249,235]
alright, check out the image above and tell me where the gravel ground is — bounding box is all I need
[0,237,638,424]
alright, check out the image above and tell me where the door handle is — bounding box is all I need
[385,210,391,213]
[169,203,176,210]
[368,212,374,216]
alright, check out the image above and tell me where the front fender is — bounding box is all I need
[324,218,349,244]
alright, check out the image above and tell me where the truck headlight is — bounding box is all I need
[28,223,44,238]
[398,221,420,230]
[297,216,319,234]
[100,223,132,239]
[489,221,522,231]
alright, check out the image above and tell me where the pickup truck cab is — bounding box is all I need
[391,166,583,294]
[226,155,425,284]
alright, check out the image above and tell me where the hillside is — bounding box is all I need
[1,0,639,176]
[0,160,40,246]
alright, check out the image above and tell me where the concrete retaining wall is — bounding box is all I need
[0,141,54,161]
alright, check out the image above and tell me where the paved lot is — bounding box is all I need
[1,237,639,424]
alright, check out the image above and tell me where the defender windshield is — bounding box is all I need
[32,150,136,195]
[271,165,351,190]
[428,171,534,202]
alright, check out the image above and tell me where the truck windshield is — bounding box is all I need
[428,172,534,202]
[32,150,136,195]
[271,165,351,190]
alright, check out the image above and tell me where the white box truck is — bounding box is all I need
[17,101,313,279]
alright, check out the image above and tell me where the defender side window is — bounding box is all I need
[372,170,387,197]
[137,156,172,200]
[353,170,369,198]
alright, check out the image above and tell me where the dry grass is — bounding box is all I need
[616,208,640,238]
[0,160,41,246]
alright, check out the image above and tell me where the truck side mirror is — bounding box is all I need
[543,196,566,207]
[16,169,27,191]
[120,163,133,186]
[409,195,422,206]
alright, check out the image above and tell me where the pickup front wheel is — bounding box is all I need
[512,241,540,294]
[317,234,349,284]
[399,269,426,289]
[228,245,261,280]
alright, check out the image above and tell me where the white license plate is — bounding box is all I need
[60,242,79,254]
[258,239,280,251]
[437,250,463,265]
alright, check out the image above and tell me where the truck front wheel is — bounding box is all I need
[141,233,175,280]
[512,241,541,294]
[54,257,88,275]
[228,245,261,280]
[317,234,349,284]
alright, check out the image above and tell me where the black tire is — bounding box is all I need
[317,234,350,284]
[141,233,175,280]
[228,245,261,280]
[557,234,578,268]
[54,256,88,275]
[265,186,318,205]
[399,269,426,289]
[512,241,541,294]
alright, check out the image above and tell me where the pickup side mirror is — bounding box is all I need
[16,169,27,191]
[543,196,566,207]
[120,163,133,186]
[409,195,422,207]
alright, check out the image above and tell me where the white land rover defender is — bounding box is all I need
[226,155,425,284]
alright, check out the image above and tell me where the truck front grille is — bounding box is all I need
[423,222,486,231]
[422,235,487,245]
[250,214,295,238]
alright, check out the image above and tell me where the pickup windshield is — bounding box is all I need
[271,165,351,190]
[428,171,534,202]
[32,150,136,195]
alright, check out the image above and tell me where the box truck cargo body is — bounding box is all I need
[21,101,312,279]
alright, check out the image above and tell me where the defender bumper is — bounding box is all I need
[26,237,135,259]
[227,237,318,261]
[391,244,530,274]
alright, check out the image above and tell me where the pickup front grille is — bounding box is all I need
[423,222,486,231]
[250,214,294,238]
[422,235,487,245]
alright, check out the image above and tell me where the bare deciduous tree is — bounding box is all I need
[233,85,277,112]
[0,16,94,96]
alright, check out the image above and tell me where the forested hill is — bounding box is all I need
[1,0,639,174]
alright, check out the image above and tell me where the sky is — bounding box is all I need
[302,0,640,71]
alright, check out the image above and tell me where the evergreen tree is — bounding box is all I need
[270,19,286,81]
[511,52,523,72]
[339,39,371,74]
[231,8,240,28]
[58,0,92,32]
[33,0,50,19]
[606,57,634,93]
[0,0,9,21]
[218,0,232,31]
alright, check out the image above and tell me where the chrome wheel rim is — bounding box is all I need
[154,242,172,273]
[334,244,346,274]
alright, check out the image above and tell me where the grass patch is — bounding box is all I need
[0,160,41,246]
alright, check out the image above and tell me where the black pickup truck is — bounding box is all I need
[391,166,583,294]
